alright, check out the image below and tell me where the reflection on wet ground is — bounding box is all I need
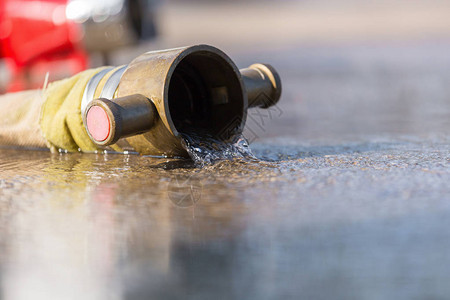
[0,138,449,299]
[1,42,450,299]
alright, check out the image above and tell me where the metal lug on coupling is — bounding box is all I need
[84,94,157,146]
[241,63,282,109]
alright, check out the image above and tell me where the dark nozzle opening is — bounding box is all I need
[167,51,245,141]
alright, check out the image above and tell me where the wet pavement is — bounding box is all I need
[1,15,450,300]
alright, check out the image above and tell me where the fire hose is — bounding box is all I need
[0,45,282,157]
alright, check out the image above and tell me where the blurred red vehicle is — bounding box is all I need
[0,0,87,92]
[0,0,157,92]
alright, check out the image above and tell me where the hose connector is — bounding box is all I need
[81,45,283,156]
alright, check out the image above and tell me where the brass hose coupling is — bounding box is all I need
[81,45,282,157]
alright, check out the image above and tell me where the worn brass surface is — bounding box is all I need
[84,45,282,157]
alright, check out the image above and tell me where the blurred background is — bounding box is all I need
[2,0,450,90]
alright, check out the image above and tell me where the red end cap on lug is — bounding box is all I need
[86,106,111,142]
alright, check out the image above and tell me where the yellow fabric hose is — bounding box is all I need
[0,67,123,153]
[0,89,47,149]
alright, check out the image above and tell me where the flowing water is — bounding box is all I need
[180,132,255,166]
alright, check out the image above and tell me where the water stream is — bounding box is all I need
[180,131,255,166]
